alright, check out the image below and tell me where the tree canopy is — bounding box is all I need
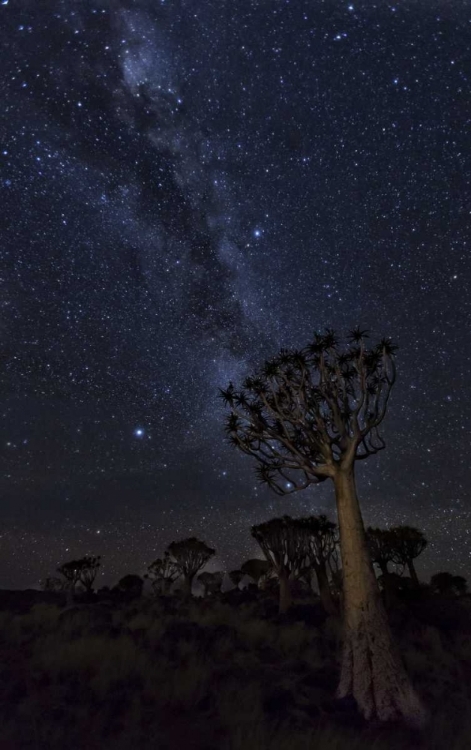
[221,328,397,493]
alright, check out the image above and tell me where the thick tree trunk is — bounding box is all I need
[408,560,419,587]
[315,562,338,616]
[334,467,426,726]
[278,572,292,614]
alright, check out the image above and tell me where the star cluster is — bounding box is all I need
[2,0,471,588]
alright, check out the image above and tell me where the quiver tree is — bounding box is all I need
[366,527,396,578]
[42,576,64,593]
[115,574,144,598]
[389,526,427,587]
[167,537,215,597]
[366,527,400,606]
[221,328,425,725]
[57,559,82,603]
[430,572,467,597]
[77,556,101,593]
[240,558,271,588]
[147,552,180,594]
[252,516,307,613]
[229,570,244,589]
[57,556,101,601]
[300,515,339,616]
[197,571,224,597]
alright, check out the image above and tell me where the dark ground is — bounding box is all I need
[0,585,470,750]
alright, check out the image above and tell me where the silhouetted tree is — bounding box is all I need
[221,328,425,724]
[240,558,271,588]
[57,559,82,603]
[252,516,307,613]
[366,527,396,578]
[77,556,101,593]
[452,575,468,596]
[42,576,64,592]
[147,552,180,594]
[430,572,468,597]
[300,515,339,616]
[228,569,244,589]
[167,537,215,597]
[390,526,427,587]
[115,574,144,598]
[197,570,224,597]
[57,556,101,600]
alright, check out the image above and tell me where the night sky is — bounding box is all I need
[2,0,471,589]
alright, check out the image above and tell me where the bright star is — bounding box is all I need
[254,229,262,237]
[134,428,144,437]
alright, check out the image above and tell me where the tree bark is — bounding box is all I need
[315,562,338,616]
[408,560,419,587]
[334,467,426,726]
[278,572,292,614]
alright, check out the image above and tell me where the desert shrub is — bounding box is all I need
[155,654,213,708]
[275,622,316,657]
[24,603,62,631]
[33,635,153,698]
[236,618,276,649]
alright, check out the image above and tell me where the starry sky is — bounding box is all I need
[2,0,471,589]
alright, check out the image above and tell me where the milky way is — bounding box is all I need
[2,0,471,588]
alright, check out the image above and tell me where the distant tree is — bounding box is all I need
[77,556,101,593]
[147,552,180,594]
[251,516,307,613]
[366,528,396,578]
[167,537,215,597]
[57,559,82,603]
[228,569,244,589]
[453,575,468,596]
[389,526,427,587]
[197,570,224,597]
[221,328,425,724]
[42,576,64,592]
[240,558,271,588]
[57,556,101,599]
[430,572,468,597]
[115,574,144,598]
[300,515,339,616]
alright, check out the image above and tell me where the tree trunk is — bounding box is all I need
[334,467,426,726]
[183,575,194,598]
[315,562,338,616]
[408,560,419,587]
[278,572,292,614]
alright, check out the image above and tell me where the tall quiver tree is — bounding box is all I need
[300,515,339,616]
[389,526,427,587]
[167,537,215,597]
[221,328,425,725]
[252,516,307,613]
